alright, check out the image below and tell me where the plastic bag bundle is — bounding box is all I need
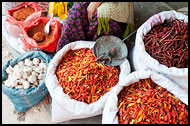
[6,2,43,38]
[2,51,52,112]
[22,17,61,53]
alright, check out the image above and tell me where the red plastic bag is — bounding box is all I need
[6,2,43,38]
[22,17,61,53]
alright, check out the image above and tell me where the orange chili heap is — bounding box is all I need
[117,78,188,124]
[56,48,120,104]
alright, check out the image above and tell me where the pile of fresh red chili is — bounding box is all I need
[117,78,188,124]
[56,48,120,104]
[144,19,188,68]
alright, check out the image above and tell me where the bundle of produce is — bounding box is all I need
[4,57,47,89]
[2,51,51,112]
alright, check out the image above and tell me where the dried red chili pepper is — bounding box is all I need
[45,95,49,105]
[117,78,188,124]
[56,48,120,104]
[144,19,188,68]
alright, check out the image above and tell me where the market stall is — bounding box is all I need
[2,2,188,124]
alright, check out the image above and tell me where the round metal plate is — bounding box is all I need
[93,35,128,66]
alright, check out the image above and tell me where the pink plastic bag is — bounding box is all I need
[6,2,43,38]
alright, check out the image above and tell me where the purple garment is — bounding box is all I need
[56,2,123,52]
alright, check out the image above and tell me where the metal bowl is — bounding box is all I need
[93,35,128,66]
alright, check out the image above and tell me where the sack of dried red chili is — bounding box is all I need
[102,71,188,124]
[132,10,188,94]
[45,41,131,123]
[5,2,43,38]
[22,17,61,52]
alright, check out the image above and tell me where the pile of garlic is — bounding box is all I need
[4,57,47,89]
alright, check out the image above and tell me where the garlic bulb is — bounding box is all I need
[39,62,47,70]
[24,58,30,65]
[35,67,42,73]
[18,61,24,66]
[27,75,37,83]
[15,85,23,89]
[27,61,33,66]
[13,64,20,69]
[24,67,32,73]
[43,65,47,70]
[32,66,36,71]
[8,72,14,78]
[14,68,22,75]
[35,72,39,77]
[23,81,30,89]
[17,79,26,84]
[39,80,43,84]
[9,78,18,88]
[5,66,13,74]
[31,71,36,76]
[23,68,27,73]
[37,74,43,80]
[13,64,20,72]
[39,62,45,68]
[14,72,22,80]
[25,58,33,66]
[34,81,39,86]
[4,57,45,89]
[4,80,11,88]
[33,58,40,65]
[22,72,29,79]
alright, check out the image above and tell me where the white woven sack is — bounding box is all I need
[132,10,188,94]
[45,41,131,123]
[102,71,188,124]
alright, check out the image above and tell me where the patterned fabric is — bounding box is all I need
[56,2,124,52]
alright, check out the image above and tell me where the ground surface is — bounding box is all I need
[2,2,188,124]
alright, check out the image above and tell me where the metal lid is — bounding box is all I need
[93,35,128,66]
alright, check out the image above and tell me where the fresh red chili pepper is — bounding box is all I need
[117,78,188,124]
[56,48,120,104]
